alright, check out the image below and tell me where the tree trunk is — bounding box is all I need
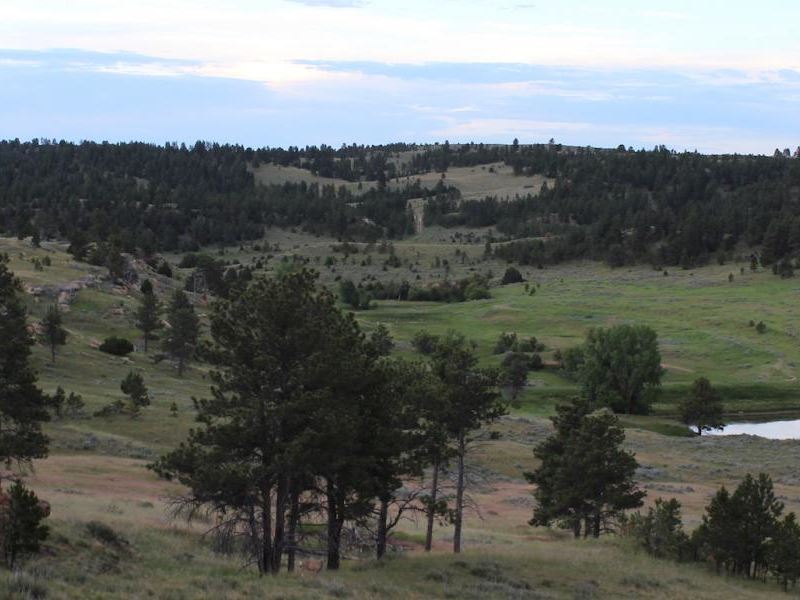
[572,518,581,539]
[376,496,389,559]
[592,513,601,538]
[50,343,55,364]
[287,482,300,573]
[453,434,466,554]
[271,476,287,573]
[425,458,440,552]
[259,488,273,576]
[326,478,342,570]
[177,355,185,377]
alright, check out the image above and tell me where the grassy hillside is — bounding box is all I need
[3,234,800,598]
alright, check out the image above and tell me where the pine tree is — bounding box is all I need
[136,279,162,352]
[527,400,644,538]
[40,304,67,364]
[430,332,504,553]
[152,271,392,573]
[0,481,49,568]
[0,254,50,464]
[120,371,151,415]
[768,513,800,591]
[696,473,783,578]
[162,290,199,376]
[679,377,725,435]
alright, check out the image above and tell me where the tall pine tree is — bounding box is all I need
[0,254,50,464]
[136,279,162,353]
[162,290,199,376]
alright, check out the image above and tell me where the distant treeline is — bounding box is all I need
[3,139,800,268]
[0,140,452,252]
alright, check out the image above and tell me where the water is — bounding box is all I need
[705,419,800,440]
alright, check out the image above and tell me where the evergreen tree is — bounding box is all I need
[368,324,394,357]
[0,255,50,464]
[501,351,530,402]
[679,377,725,435]
[40,304,67,364]
[631,497,689,560]
[136,279,162,352]
[162,290,199,376]
[430,332,504,553]
[371,359,443,559]
[120,371,151,414]
[527,400,644,538]
[768,513,800,591]
[152,271,392,573]
[0,481,49,568]
[695,473,783,578]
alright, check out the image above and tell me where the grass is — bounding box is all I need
[355,260,800,416]
[5,233,800,597]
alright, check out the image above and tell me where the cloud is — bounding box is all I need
[284,0,367,6]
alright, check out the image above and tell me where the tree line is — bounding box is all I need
[5,139,800,271]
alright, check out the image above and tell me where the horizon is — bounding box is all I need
[4,137,798,158]
[1,1,800,154]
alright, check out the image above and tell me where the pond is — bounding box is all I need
[705,419,800,440]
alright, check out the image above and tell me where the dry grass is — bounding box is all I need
[389,162,553,201]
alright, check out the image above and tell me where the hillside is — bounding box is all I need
[2,231,800,597]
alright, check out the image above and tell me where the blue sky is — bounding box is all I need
[1,0,799,153]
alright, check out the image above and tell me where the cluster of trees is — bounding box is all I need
[632,474,800,591]
[425,143,800,269]
[0,140,456,253]
[152,270,506,573]
[7,140,800,270]
[340,274,491,308]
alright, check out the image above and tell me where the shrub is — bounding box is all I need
[493,332,518,354]
[500,266,524,285]
[756,321,767,334]
[86,521,127,548]
[178,253,199,268]
[411,331,439,355]
[518,336,545,353]
[98,337,134,356]
[529,353,543,370]
[156,261,173,278]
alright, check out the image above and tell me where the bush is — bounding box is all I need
[493,332,518,354]
[500,266,524,285]
[518,336,545,352]
[529,353,543,370]
[86,521,127,548]
[98,337,134,356]
[756,321,767,334]
[412,331,439,355]
[156,261,173,278]
[177,253,199,268]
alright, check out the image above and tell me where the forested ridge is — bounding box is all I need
[3,139,800,268]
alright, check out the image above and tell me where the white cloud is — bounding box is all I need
[2,0,799,88]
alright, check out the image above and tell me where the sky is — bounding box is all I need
[1,0,799,153]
